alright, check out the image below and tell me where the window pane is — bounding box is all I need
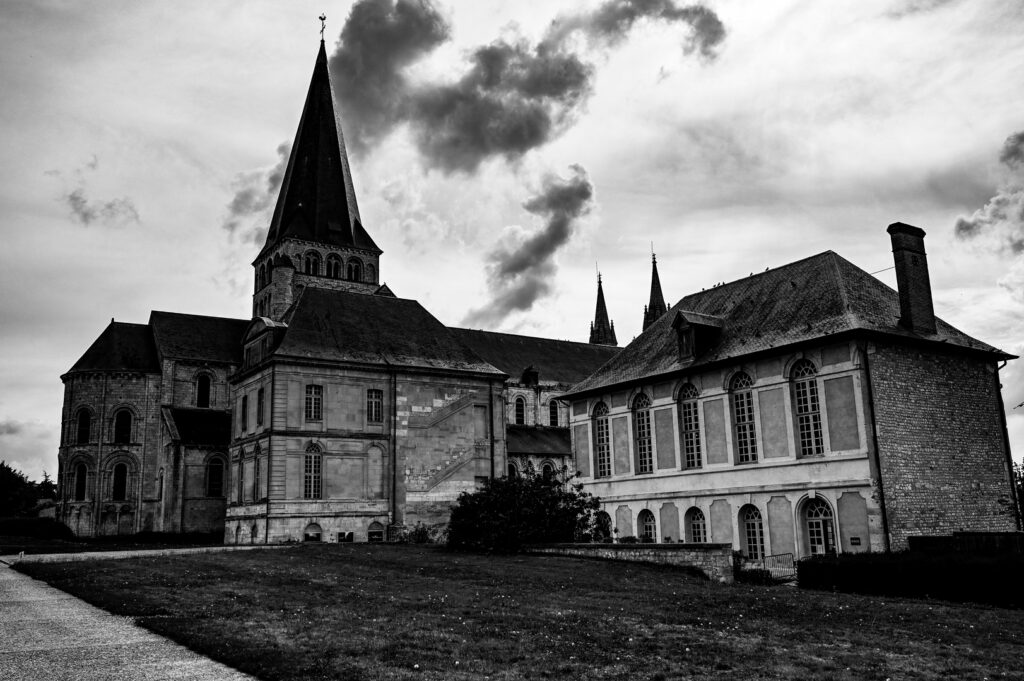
[305,385,323,421]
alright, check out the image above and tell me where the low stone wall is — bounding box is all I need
[526,543,734,584]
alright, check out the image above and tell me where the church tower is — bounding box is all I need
[251,40,383,321]
[641,253,668,331]
[588,274,618,346]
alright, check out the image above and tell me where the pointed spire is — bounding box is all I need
[642,252,668,331]
[589,273,618,346]
[261,41,380,256]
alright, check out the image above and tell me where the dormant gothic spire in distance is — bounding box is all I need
[589,273,618,346]
[251,37,383,320]
[642,252,668,331]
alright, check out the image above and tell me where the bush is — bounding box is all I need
[735,568,774,585]
[797,551,1024,608]
[397,522,444,544]
[617,535,639,544]
[447,467,602,553]
[0,517,75,540]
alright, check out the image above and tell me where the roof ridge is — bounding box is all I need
[451,327,617,349]
[150,310,249,323]
[684,250,836,300]
[826,251,859,329]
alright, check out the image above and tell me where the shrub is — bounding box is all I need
[398,522,443,544]
[797,551,1024,608]
[447,466,602,553]
[0,517,75,540]
[617,536,639,544]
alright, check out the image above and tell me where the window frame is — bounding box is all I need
[112,409,132,444]
[304,385,323,422]
[326,254,343,279]
[366,388,384,424]
[791,359,825,457]
[303,447,323,499]
[240,394,249,432]
[632,393,653,474]
[741,505,765,560]
[548,400,559,427]
[730,372,758,464]
[637,509,657,542]
[304,251,321,276]
[196,374,212,409]
[73,462,88,501]
[685,507,706,543]
[75,408,91,445]
[111,463,128,502]
[592,402,611,478]
[679,384,702,469]
[206,457,225,498]
[514,396,526,425]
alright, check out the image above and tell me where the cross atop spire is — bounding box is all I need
[319,14,326,40]
[642,252,668,331]
[589,272,618,346]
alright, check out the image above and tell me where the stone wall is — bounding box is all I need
[526,543,734,584]
[868,343,1019,549]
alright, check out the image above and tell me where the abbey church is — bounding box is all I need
[55,40,1020,554]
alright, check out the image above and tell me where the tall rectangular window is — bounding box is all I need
[593,403,611,478]
[681,399,702,469]
[304,454,322,499]
[791,360,824,456]
[256,388,265,426]
[730,373,757,464]
[253,457,260,501]
[236,460,244,504]
[240,395,248,432]
[633,394,653,474]
[304,385,322,421]
[366,389,383,424]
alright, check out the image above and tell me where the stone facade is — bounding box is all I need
[527,543,735,583]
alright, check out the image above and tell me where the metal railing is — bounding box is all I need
[741,552,797,582]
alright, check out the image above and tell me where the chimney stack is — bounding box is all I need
[887,222,936,335]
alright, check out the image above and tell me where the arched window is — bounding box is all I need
[304,252,321,275]
[303,523,323,542]
[803,497,836,556]
[347,257,363,281]
[113,409,132,444]
[593,402,611,478]
[507,461,519,478]
[75,408,91,444]
[740,505,765,559]
[112,463,128,501]
[250,524,259,543]
[196,374,211,409]
[304,444,322,499]
[679,384,702,469]
[206,457,224,497]
[595,511,612,541]
[542,462,555,479]
[548,401,559,427]
[74,463,88,501]
[514,396,526,425]
[326,254,343,279]
[791,359,824,456]
[632,393,653,474]
[730,372,757,464]
[637,509,657,542]
[368,521,385,542]
[684,507,706,543]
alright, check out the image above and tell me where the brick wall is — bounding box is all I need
[868,343,1018,549]
[527,543,734,583]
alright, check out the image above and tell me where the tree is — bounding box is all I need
[0,461,40,517]
[447,464,605,553]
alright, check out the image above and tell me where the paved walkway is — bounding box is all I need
[0,555,260,681]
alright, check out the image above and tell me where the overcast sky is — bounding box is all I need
[2,0,1023,481]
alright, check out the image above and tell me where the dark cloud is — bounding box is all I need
[329,0,724,173]
[462,165,593,326]
[63,188,140,227]
[544,0,726,59]
[887,0,960,18]
[999,131,1024,169]
[0,420,25,436]
[955,130,1024,254]
[221,141,291,245]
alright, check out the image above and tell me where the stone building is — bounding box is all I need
[54,40,615,542]
[563,223,1021,555]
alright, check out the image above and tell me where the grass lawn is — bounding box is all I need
[17,544,1024,681]
[0,534,222,555]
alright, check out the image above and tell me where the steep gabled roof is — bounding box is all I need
[589,274,617,346]
[451,328,619,386]
[149,312,249,364]
[273,288,504,375]
[260,41,379,257]
[67,321,160,374]
[506,425,571,456]
[568,251,1011,395]
[642,254,667,331]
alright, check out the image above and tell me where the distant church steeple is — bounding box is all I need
[252,38,383,320]
[641,252,667,331]
[589,273,618,346]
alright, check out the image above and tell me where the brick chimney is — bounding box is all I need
[887,222,936,335]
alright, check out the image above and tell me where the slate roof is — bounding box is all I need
[506,425,571,457]
[67,321,160,374]
[567,250,1012,396]
[260,41,379,257]
[450,329,620,385]
[150,311,249,364]
[162,407,231,446]
[275,288,504,375]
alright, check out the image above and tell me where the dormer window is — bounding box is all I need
[671,311,724,361]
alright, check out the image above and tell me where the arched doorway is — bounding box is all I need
[802,497,836,556]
